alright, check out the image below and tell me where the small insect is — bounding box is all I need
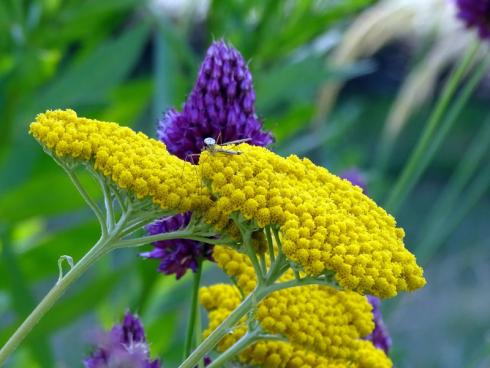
[203,137,251,155]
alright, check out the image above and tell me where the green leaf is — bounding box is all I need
[34,24,149,109]
[0,262,133,345]
[0,220,100,290]
[0,226,55,367]
[0,23,150,195]
[0,168,100,223]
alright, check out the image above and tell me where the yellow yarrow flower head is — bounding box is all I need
[200,145,425,298]
[29,109,210,213]
[200,284,392,368]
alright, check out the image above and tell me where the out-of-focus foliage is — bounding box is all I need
[0,0,488,367]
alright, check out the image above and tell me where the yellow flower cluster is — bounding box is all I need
[200,284,392,368]
[213,244,261,294]
[209,246,376,355]
[29,109,210,213]
[200,145,425,297]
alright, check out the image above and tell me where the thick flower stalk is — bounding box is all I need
[84,312,160,368]
[199,144,426,298]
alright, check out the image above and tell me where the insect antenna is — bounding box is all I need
[221,137,252,146]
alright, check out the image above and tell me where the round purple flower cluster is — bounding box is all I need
[144,40,273,279]
[456,0,490,41]
[84,312,160,368]
[158,39,273,161]
[141,213,213,279]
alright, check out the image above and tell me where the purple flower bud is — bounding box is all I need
[84,312,160,368]
[140,213,213,279]
[340,168,367,193]
[456,0,490,41]
[365,295,392,353]
[157,40,273,160]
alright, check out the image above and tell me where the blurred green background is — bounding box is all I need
[0,1,489,367]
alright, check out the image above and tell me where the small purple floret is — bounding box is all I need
[340,168,367,193]
[158,39,273,160]
[141,213,213,279]
[84,312,160,368]
[456,0,490,41]
[365,295,392,353]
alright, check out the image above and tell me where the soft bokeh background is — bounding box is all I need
[0,1,489,367]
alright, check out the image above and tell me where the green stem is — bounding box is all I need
[259,252,268,276]
[178,288,259,368]
[207,329,261,368]
[264,276,339,294]
[235,221,265,285]
[245,243,264,284]
[265,226,275,263]
[416,119,490,261]
[418,162,490,264]
[265,252,286,284]
[116,231,224,248]
[384,41,480,213]
[183,261,203,359]
[96,174,116,232]
[0,210,214,363]
[65,168,107,237]
[195,295,204,368]
[118,209,174,238]
[0,236,111,364]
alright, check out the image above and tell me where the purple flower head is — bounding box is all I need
[340,168,367,193]
[140,213,213,279]
[158,39,273,161]
[84,312,160,368]
[365,295,392,353]
[144,40,273,279]
[456,0,490,41]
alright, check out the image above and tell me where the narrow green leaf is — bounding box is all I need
[0,226,54,367]
[0,23,149,195]
[0,263,133,344]
[0,169,100,222]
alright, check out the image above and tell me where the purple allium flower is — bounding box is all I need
[365,295,392,353]
[456,0,490,41]
[84,312,160,368]
[141,213,214,279]
[158,39,273,161]
[143,40,273,279]
[340,168,367,193]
